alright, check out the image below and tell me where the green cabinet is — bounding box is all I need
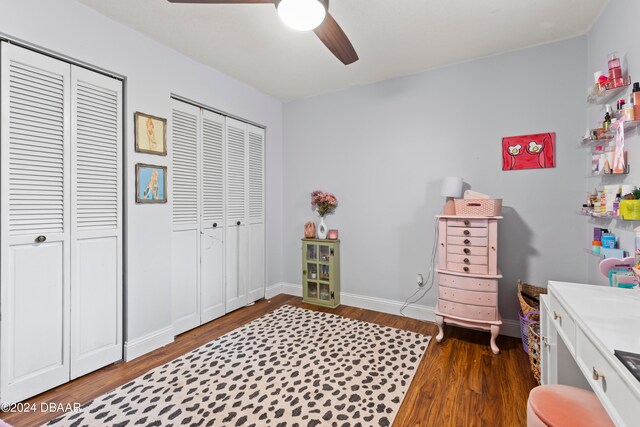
[302,239,340,308]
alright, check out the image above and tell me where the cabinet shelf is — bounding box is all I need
[587,80,631,105]
[584,248,606,259]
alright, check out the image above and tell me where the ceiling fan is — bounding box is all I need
[167,0,359,65]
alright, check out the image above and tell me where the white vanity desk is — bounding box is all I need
[540,281,640,426]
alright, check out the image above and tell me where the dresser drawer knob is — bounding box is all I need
[463,266,470,272]
[463,230,470,236]
[441,243,444,247]
[593,367,605,381]
[464,220,470,226]
[464,239,471,245]
[553,312,561,321]
[463,248,471,254]
[463,258,470,264]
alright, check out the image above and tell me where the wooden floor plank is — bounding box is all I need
[3,295,536,427]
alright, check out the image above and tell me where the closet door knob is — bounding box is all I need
[36,235,46,243]
[213,223,217,228]
[463,248,471,254]
[237,221,241,226]
[464,239,470,245]
[463,230,470,236]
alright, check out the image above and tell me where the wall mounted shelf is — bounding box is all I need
[587,80,631,105]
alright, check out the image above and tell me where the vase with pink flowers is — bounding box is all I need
[310,190,338,239]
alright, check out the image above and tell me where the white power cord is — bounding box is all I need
[399,216,439,317]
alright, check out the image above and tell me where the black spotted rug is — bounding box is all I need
[46,305,430,427]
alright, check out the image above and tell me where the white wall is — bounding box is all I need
[0,0,283,357]
[283,37,588,323]
[586,0,640,285]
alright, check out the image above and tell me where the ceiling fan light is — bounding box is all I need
[277,0,327,32]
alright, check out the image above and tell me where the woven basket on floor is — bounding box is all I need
[528,322,541,385]
[517,280,547,315]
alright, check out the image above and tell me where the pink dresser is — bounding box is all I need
[434,214,503,354]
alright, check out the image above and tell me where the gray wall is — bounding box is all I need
[586,0,640,285]
[283,36,588,322]
[0,0,284,354]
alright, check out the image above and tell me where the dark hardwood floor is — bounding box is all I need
[3,295,537,427]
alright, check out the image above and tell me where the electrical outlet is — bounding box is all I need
[416,273,425,288]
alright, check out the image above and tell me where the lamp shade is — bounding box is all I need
[440,177,463,198]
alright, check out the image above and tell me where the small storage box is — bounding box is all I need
[454,198,502,216]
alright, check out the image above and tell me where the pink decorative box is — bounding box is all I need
[454,199,502,216]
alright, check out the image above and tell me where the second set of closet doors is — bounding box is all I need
[171,99,265,335]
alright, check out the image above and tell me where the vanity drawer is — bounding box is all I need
[439,286,497,307]
[447,245,487,256]
[447,236,488,247]
[447,262,488,275]
[576,328,637,426]
[438,300,498,321]
[447,218,488,228]
[447,227,488,237]
[549,294,576,354]
[447,254,488,265]
[439,273,497,292]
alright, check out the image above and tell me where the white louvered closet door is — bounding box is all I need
[200,110,226,323]
[171,100,201,335]
[0,43,72,403]
[246,125,265,303]
[225,117,248,313]
[70,67,123,379]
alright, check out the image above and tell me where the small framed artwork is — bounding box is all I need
[502,132,556,171]
[135,112,167,155]
[136,163,167,203]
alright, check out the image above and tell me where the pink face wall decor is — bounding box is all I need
[502,132,556,171]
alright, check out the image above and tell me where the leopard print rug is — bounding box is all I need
[46,305,430,427]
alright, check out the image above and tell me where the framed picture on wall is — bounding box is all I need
[136,163,167,203]
[134,112,167,155]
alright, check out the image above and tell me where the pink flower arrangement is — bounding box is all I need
[311,190,338,217]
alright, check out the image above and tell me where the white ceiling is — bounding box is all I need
[76,0,607,101]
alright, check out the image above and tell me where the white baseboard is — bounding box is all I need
[272,282,521,338]
[265,282,285,299]
[124,325,174,362]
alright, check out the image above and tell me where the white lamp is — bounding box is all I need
[441,177,463,215]
[277,0,327,32]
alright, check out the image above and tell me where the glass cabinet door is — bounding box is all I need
[307,244,318,261]
[319,283,331,301]
[320,245,330,262]
[320,264,330,281]
[307,263,318,280]
[307,282,318,299]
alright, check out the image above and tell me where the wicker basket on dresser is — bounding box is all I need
[434,214,503,354]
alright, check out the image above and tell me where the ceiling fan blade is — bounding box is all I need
[313,12,358,65]
[167,0,274,4]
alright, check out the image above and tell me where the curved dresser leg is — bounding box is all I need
[435,315,444,343]
[490,324,500,354]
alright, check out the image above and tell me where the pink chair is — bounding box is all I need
[527,385,615,427]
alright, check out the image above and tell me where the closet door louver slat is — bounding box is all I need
[202,115,224,225]
[248,127,264,223]
[7,62,65,236]
[74,81,119,231]
[172,110,199,227]
[226,121,246,224]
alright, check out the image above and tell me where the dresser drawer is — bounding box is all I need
[447,254,488,265]
[447,236,488,247]
[438,300,498,321]
[439,286,497,307]
[439,273,498,292]
[447,227,488,237]
[447,218,488,228]
[576,328,637,426]
[447,245,487,256]
[447,262,488,275]
[549,294,576,354]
